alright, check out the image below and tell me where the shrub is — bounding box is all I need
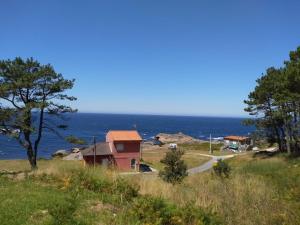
[125,196,221,225]
[159,149,188,185]
[213,159,231,178]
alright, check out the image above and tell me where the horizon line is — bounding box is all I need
[75,111,251,119]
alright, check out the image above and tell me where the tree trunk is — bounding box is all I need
[266,99,283,151]
[23,107,37,170]
[26,146,37,170]
[283,122,293,155]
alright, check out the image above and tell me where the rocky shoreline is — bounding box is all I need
[155,132,207,144]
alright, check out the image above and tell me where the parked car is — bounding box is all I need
[139,163,152,172]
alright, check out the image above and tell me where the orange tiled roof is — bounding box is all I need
[224,136,249,141]
[107,130,142,141]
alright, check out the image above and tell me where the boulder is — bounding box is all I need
[71,148,81,153]
[63,152,83,160]
[155,132,204,144]
[52,149,69,157]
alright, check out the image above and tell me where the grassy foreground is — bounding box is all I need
[0,153,299,225]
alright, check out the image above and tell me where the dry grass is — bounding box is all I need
[178,142,233,155]
[1,153,299,225]
[0,159,84,174]
[142,147,210,170]
[0,159,32,172]
[127,153,300,225]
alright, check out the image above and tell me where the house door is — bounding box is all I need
[131,159,136,170]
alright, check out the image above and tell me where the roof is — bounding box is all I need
[81,142,112,156]
[224,136,249,141]
[107,130,142,141]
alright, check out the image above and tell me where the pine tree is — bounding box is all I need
[0,57,77,169]
[159,149,188,184]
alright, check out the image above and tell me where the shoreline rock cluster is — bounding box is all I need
[155,132,206,144]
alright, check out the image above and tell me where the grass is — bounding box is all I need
[0,159,83,173]
[0,152,299,225]
[0,160,219,225]
[128,152,300,225]
[178,142,233,156]
[141,146,210,170]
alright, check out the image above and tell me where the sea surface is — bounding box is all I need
[0,113,254,159]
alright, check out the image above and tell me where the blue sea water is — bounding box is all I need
[0,113,254,159]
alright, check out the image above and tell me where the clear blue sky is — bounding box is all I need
[1,1,300,117]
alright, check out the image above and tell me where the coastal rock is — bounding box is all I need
[52,149,69,157]
[71,148,81,153]
[155,132,204,144]
[63,151,83,160]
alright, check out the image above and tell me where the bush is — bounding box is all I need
[159,149,188,185]
[125,196,221,225]
[213,159,231,178]
[180,204,221,225]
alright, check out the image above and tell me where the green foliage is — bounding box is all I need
[0,57,77,169]
[125,196,221,225]
[244,46,300,155]
[65,135,86,145]
[213,159,231,178]
[47,193,85,225]
[159,149,188,185]
[128,196,177,225]
[68,169,139,203]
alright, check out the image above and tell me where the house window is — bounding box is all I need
[116,143,124,151]
[131,159,136,170]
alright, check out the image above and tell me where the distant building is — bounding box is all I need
[223,136,251,151]
[81,130,142,171]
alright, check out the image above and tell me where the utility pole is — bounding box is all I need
[140,140,143,161]
[93,136,96,169]
[209,133,212,154]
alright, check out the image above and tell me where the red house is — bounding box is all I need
[81,130,142,171]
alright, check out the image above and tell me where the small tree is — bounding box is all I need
[159,149,188,185]
[0,57,76,169]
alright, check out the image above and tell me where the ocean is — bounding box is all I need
[0,113,254,159]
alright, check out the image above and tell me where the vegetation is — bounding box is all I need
[178,142,232,156]
[213,159,231,178]
[1,153,299,224]
[244,46,300,156]
[142,146,210,170]
[0,57,77,169]
[132,153,300,225]
[0,160,220,225]
[159,149,188,185]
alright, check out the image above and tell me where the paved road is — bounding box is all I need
[188,153,235,175]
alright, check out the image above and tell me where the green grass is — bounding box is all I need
[178,143,232,156]
[142,148,210,170]
[229,153,300,203]
[0,160,219,225]
[0,154,299,225]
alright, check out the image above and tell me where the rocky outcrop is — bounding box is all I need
[155,132,204,144]
[63,151,83,160]
[52,149,69,157]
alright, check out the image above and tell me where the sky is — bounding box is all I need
[1,0,300,117]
